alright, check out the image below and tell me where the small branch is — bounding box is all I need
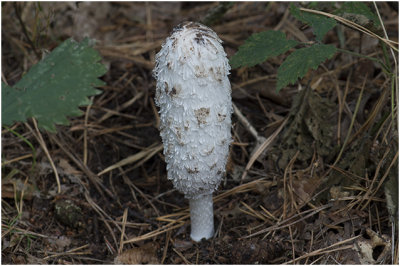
[13,3,41,60]
[233,103,264,142]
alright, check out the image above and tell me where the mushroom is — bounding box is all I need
[153,21,232,241]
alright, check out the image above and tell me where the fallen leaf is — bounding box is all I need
[114,242,159,264]
[353,229,391,264]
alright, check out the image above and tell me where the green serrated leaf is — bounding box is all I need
[229,30,298,68]
[276,44,337,92]
[2,38,107,132]
[290,4,337,42]
[337,2,380,30]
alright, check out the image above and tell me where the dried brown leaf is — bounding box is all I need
[114,242,159,264]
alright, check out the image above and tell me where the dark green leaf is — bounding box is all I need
[277,44,337,92]
[2,38,107,132]
[290,4,337,42]
[229,30,298,68]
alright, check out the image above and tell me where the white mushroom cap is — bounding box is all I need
[153,21,232,199]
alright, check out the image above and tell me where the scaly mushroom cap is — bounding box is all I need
[153,21,232,199]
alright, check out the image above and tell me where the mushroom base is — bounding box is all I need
[189,193,214,242]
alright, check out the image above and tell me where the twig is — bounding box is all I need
[28,119,61,194]
[244,203,332,239]
[123,221,186,244]
[241,117,288,181]
[98,92,144,123]
[373,1,398,125]
[43,244,91,260]
[84,192,119,250]
[360,150,399,210]
[98,143,163,176]
[299,7,398,51]
[233,103,264,141]
[83,96,93,166]
[284,235,359,264]
[118,208,128,254]
[173,248,192,264]
[13,2,40,60]
[161,230,171,264]
[49,134,113,198]
[332,75,367,166]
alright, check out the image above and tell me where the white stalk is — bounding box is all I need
[189,193,214,241]
[153,21,232,241]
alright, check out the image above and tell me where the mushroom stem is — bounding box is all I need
[189,193,214,241]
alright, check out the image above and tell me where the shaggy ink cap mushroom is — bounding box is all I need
[153,21,232,242]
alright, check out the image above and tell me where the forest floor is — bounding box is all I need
[2,2,399,264]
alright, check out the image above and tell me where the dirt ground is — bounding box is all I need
[1,2,398,264]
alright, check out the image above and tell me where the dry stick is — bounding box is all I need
[104,236,116,255]
[304,229,314,264]
[373,110,394,145]
[357,146,391,210]
[284,233,359,264]
[244,203,332,239]
[2,154,33,166]
[233,103,264,142]
[43,244,91,260]
[349,88,390,144]
[49,134,112,198]
[373,2,399,123]
[361,150,399,210]
[123,222,185,244]
[319,51,380,79]
[84,192,119,250]
[336,71,353,145]
[150,97,160,129]
[240,201,267,221]
[161,230,171,264]
[216,215,224,239]
[154,179,273,239]
[2,224,50,239]
[260,205,278,222]
[118,208,128,255]
[375,203,382,234]
[83,96,94,166]
[91,124,134,136]
[332,75,367,166]
[241,117,288,181]
[274,6,290,31]
[13,3,40,60]
[16,176,29,215]
[289,225,295,264]
[173,248,192,264]
[98,92,144,123]
[120,169,160,217]
[299,7,398,51]
[98,48,154,70]
[153,179,273,238]
[337,71,352,145]
[256,94,269,119]
[145,2,155,63]
[97,143,163,176]
[286,151,300,218]
[381,110,397,144]
[29,119,61,194]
